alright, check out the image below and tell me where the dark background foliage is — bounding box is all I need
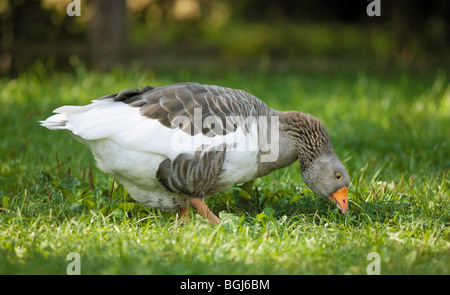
[0,0,448,75]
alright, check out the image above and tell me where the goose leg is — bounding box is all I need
[178,206,190,223]
[189,198,221,224]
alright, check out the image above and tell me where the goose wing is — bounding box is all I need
[105,82,270,137]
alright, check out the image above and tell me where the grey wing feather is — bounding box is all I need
[106,82,271,137]
[156,144,227,197]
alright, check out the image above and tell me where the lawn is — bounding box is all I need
[0,62,449,274]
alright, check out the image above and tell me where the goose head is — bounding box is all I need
[282,111,350,215]
[301,153,350,215]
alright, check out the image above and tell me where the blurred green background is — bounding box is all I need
[0,0,448,75]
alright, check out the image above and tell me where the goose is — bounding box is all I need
[40,82,350,223]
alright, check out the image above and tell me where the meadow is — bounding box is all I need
[0,62,448,274]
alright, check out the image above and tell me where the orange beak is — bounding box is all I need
[328,187,349,215]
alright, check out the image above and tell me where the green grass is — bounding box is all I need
[0,62,449,274]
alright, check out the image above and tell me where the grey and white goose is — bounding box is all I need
[41,82,350,223]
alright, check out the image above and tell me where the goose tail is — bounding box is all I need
[39,105,90,130]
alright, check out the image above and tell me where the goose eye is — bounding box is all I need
[335,173,342,180]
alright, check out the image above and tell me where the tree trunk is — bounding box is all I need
[88,0,127,69]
